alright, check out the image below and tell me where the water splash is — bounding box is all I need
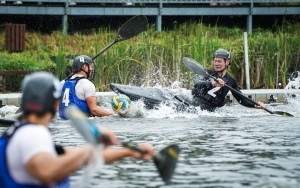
[278,71,300,116]
[0,105,19,119]
[285,71,300,90]
[125,99,270,119]
[2,77,300,121]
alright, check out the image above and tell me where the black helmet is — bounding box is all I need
[21,72,60,116]
[213,49,231,60]
[73,55,94,73]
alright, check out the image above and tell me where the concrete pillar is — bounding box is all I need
[62,2,69,35]
[62,15,68,35]
[247,0,253,34]
[156,1,163,31]
[156,15,162,31]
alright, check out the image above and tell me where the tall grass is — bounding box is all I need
[1,21,300,92]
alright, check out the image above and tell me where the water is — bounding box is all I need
[286,71,300,90]
[1,100,300,188]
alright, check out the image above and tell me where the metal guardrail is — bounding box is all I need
[1,0,299,33]
[1,90,300,107]
[2,0,300,3]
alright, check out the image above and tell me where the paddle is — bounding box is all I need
[64,105,180,184]
[182,57,294,117]
[92,15,148,60]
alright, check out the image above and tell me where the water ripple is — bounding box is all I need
[1,104,300,187]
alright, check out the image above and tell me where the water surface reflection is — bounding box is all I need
[1,104,300,188]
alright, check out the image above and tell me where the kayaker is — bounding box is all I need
[0,72,154,188]
[58,55,112,119]
[192,49,265,111]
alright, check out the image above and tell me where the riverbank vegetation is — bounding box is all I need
[1,21,300,92]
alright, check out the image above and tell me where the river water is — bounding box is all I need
[1,98,300,188]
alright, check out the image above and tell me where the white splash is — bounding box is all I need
[0,105,19,119]
[285,71,300,90]
[284,71,300,113]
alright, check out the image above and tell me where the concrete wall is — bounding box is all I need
[1,89,300,107]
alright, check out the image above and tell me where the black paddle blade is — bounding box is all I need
[273,111,294,117]
[92,15,148,60]
[154,144,180,184]
[182,57,209,77]
[116,15,148,42]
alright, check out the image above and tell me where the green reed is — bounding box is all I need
[56,35,66,80]
[1,21,300,92]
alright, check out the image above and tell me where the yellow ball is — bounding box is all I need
[111,94,131,113]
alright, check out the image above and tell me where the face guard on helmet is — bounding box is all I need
[21,72,60,117]
[73,55,95,80]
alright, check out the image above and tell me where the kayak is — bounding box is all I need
[110,83,285,114]
[110,83,193,110]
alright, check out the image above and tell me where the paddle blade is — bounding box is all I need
[116,15,148,42]
[92,15,148,60]
[64,105,100,146]
[183,57,209,77]
[153,144,180,184]
[273,111,294,117]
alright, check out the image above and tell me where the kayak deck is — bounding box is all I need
[110,83,193,109]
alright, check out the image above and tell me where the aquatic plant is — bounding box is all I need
[0,21,300,92]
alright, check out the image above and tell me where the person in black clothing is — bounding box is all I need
[192,49,265,112]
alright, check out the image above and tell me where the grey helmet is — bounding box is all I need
[21,72,60,116]
[213,49,231,63]
[72,55,95,80]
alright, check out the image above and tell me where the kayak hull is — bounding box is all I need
[110,83,193,110]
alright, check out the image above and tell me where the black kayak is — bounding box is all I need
[110,83,193,110]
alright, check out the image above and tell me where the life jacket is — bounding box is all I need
[0,122,70,188]
[192,70,227,111]
[59,77,91,119]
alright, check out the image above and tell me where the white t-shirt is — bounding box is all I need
[7,125,56,185]
[59,74,96,100]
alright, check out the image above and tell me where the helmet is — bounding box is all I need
[73,55,94,73]
[72,55,95,80]
[21,72,60,116]
[213,49,231,60]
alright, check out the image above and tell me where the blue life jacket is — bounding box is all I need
[59,77,91,119]
[0,122,70,188]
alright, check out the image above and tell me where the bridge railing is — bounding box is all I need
[2,0,300,3]
[1,0,299,33]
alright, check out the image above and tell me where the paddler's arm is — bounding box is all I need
[27,146,93,185]
[86,96,113,117]
[230,83,265,109]
[98,129,154,163]
[214,78,265,109]
[102,143,154,164]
